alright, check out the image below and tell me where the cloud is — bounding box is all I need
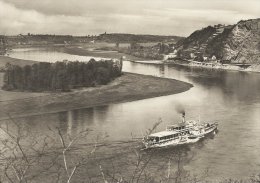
[0,1,96,35]
[0,0,260,36]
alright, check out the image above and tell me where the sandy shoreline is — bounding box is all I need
[0,56,193,119]
[0,55,36,67]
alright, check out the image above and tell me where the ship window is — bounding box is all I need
[156,137,159,142]
[148,137,155,142]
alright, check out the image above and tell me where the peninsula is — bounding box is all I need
[0,56,192,119]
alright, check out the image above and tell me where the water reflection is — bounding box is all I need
[159,64,165,77]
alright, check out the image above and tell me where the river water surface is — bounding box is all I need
[4,48,260,181]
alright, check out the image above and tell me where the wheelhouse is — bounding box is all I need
[166,123,186,131]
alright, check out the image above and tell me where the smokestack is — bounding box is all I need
[182,112,185,123]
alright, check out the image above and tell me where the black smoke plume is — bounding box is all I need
[175,104,185,116]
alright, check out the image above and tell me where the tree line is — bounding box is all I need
[2,59,122,92]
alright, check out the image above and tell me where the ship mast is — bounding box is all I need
[182,112,186,123]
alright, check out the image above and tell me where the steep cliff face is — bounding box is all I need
[176,18,260,64]
[222,19,260,63]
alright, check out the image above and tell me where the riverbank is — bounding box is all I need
[0,69,193,119]
[166,60,260,72]
[61,45,144,61]
[0,55,36,68]
[130,59,260,73]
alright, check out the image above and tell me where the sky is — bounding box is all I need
[0,0,260,37]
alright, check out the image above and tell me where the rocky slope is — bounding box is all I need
[176,18,260,64]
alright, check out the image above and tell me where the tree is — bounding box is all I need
[96,67,110,84]
[0,116,98,183]
[0,116,54,183]
[2,59,122,92]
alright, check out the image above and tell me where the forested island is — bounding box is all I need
[2,59,122,92]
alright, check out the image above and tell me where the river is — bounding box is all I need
[3,47,260,181]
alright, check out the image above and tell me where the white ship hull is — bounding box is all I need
[143,136,201,149]
[143,118,218,149]
[189,122,218,138]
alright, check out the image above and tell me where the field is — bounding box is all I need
[0,63,192,120]
[0,55,36,67]
[60,45,144,61]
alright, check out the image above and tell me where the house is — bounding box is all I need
[164,52,177,60]
[203,56,208,61]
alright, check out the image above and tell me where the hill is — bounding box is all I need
[97,33,183,43]
[176,18,260,64]
[3,33,183,47]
